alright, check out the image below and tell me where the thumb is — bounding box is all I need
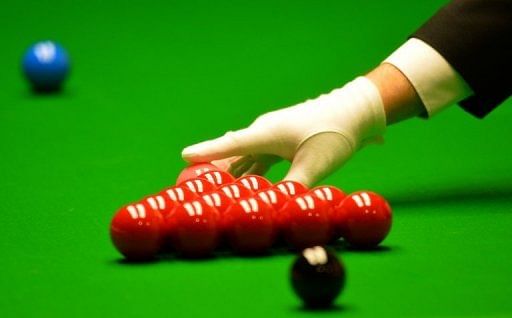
[284,132,354,187]
[182,128,270,162]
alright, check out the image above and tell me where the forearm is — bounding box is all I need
[365,63,425,125]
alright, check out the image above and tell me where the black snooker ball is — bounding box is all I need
[291,246,345,308]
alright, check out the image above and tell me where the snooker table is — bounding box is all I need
[1,0,512,317]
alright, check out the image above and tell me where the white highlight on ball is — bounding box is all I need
[303,246,328,265]
[258,190,277,204]
[352,192,371,207]
[296,195,315,211]
[184,201,203,216]
[240,198,259,213]
[135,203,146,218]
[314,187,333,201]
[278,182,296,196]
[127,205,138,219]
[34,41,56,63]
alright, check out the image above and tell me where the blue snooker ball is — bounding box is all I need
[22,41,70,91]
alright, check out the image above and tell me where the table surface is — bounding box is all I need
[1,0,512,317]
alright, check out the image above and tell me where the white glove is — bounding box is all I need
[182,76,387,186]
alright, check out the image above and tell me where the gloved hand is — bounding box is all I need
[182,76,387,187]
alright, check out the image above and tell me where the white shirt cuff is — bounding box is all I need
[384,38,473,117]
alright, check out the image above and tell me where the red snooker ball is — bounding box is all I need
[334,191,392,248]
[279,193,333,250]
[159,186,199,204]
[256,189,290,242]
[176,162,221,184]
[218,183,254,200]
[257,188,289,212]
[310,186,346,208]
[274,180,308,197]
[198,170,235,188]
[142,194,179,217]
[236,175,273,192]
[222,197,275,254]
[110,202,164,261]
[165,199,220,257]
[201,191,234,215]
[178,177,217,194]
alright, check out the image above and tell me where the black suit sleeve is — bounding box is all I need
[412,0,512,118]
